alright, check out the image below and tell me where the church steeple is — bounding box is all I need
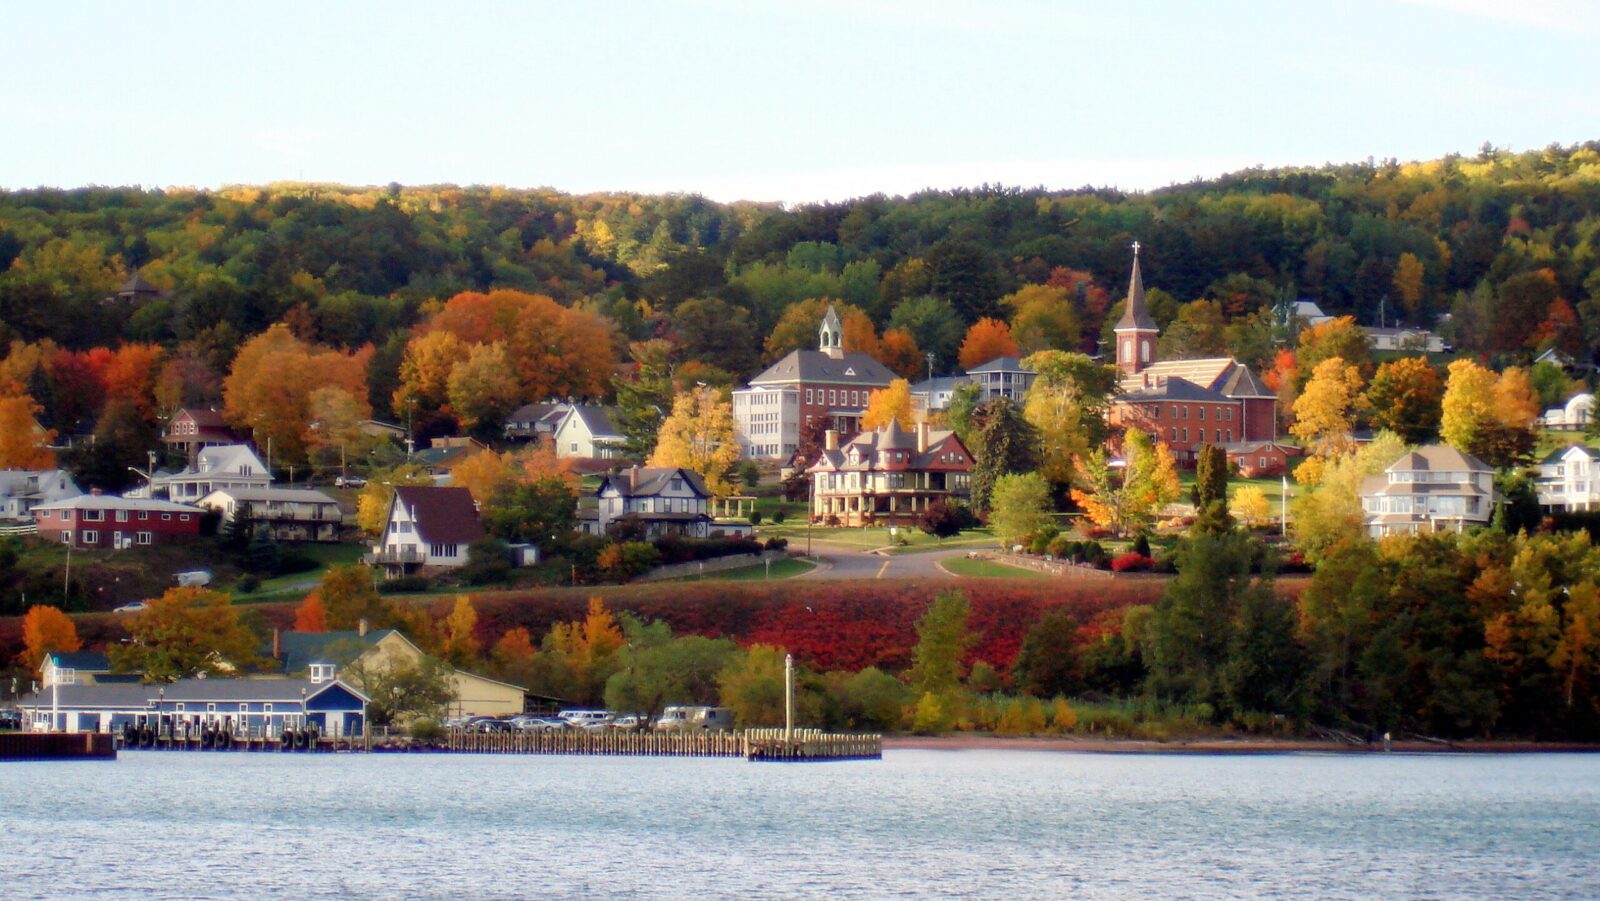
[1114,241,1158,375]
[819,304,844,359]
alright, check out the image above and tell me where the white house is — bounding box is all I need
[149,444,271,502]
[1539,394,1595,433]
[1360,445,1497,537]
[589,466,713,538]
[553,406,626,459]
[0,469,81,522]
[197,487,344,542]
[1537,445,1600,512]
[909,376,971,418]
[371,485,483,573]
[1367,326,1446,353]
[732,386,802,459]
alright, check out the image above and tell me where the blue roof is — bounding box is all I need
[965,356,1026,374]
[49,651,111,671]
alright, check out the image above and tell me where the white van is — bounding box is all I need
[654,706,734,733]
[558,709,612,729]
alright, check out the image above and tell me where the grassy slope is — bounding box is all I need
[941,557,1049,579]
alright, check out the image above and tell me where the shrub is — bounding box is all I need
[772,510,786,524]
[1132,534,1151,558]
[994,697,1048,735]
[652,536,763,565]
[764,537,788,552]
[407,718,444,740]
[749,511,763,526]
[379,575,433,593]
[275,552,320,576]
[1050,697,1077,732]
[911,691,956,734]
[1110,553,1153,573]
[1046,536,1078,559]
[1080,525,1114,540]
[597,541,662,581]
[236,574,261,593]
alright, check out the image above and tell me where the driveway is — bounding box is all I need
[797,541,977,580]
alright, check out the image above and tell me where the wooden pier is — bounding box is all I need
[0,732,117,761]
[112,727,881,761]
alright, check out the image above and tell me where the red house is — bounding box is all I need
[807,422,973,527]
[1215,441,1302,478]
[163,408,243,464]
[1105,245,1277,463]
[33,493,203,549]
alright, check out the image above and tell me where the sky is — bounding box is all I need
[1,0,1594,203]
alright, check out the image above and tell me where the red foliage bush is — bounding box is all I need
[1110,553,1154,573]
[1079,526,1114,539]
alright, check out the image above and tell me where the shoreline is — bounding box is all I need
[883,735,1600,754]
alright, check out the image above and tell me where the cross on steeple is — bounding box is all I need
[1132,240,1141,257]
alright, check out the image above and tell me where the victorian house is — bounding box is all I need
[587,465,713,538]
[733,306,896,460]
[1104,245,1277,463]
[807,422,973,527]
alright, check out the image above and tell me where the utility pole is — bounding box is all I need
[925,352,935,384]
[784,653,794,743]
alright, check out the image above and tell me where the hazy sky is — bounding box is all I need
[2,0,1593,202]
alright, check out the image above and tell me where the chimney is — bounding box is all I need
[272,628,281,660]
[917,422,929,454]
[630,466,642,490]
[358,618,369,637]
[824,430,839,452]
[90,487,103,496]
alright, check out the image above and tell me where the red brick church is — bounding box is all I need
[1105,244,1277,463]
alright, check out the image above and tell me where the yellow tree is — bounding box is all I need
[441,595,480,667]
[393,329,468,414]
[1070,429,1179,536]
[0,394,55,469]
[446,341,521,431]
[862,379,914,430]
[21,605,80,674]
[648,385,741,495]
[110,587,261,682]
[1024,379,1091,487]
[1003,284,1080,355]
[304,385,372,467]
[356,464,436,536]
[1393,252,1426,316]
[1291,356,1365,457]
[1230,485,1271,526]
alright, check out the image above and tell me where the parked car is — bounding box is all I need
[516,716,569,733]
[113,602,147,614]
[610,714,650,732]
[654,706,735,733]
[558,709,613,729]
[465,716,514,733]
[335,475,368,488]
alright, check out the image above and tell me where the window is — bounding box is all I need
[138,511,148,521]
[829,390,837,405]
[180,515,191,522]
[83,509,103,522]
[806,389,814,404]
[161,514,171,521]
[569,442,578,453]
[137,532,152,545]
[670,478,683,491]
[1198,407,1206,421]
[1259,456,1268,468]
[1198,429,1206,442]
[176,703,186,712]
[264,704,274,714]
[430,543,459,557]
[116,510,128,522]
[82,531,97,544]
[207,703,217,713]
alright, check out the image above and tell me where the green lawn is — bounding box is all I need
[941,557,1049,579]
[230,543,367,602]
[760,521,998,552]
[665,557,817,582]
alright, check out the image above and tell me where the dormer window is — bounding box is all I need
[308,663,336,684]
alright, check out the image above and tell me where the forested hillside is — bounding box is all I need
[2,143,1598,435]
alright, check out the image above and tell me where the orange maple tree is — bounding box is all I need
[958,318,1019,369]
[421,290,617,400]
[21,605,81,674]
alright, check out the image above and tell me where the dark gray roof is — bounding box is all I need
[21,683,153,709]
[1114,252,1158,331]
[160,677,366,704]
[272,629,401,673]
[565,405,623,438]
[48,651,111,671]
[118,274,162,296]
[750,350,895,387]
[965,356,1026,374]
[597,467,712,500]
[910,376,971,395]
[508,402,568,426]
[1217,364,1276,399]
[1119,377,1230,403]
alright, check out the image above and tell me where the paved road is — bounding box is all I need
[797,542,980,580]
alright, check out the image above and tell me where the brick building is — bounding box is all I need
[807,422,973,527]
[1105,245,1277,463]
[733,305,895,460]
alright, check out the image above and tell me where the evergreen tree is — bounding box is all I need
[968,398,1039,514]
[1146,531,1264,707]
[1191,444,1234,535]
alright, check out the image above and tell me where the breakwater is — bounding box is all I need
[111,727,881,761]
[0,732,117,761]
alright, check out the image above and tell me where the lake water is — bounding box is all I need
[2,750,1597,899]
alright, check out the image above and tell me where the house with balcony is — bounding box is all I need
[0,469,81,522]
[808,422,973,527]
[967,356,1035,403]
[370,485,483,573]
[197,487,344,542]
[505,402,570,443]
[1536,444,1600,512]
[1360,445,1497,537]
[587,466,713,538]
[149,444,271,502]
[1538,394,1595,433]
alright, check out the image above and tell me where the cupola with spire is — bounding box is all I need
[819,304,844,359]
[1114,241,1159,376]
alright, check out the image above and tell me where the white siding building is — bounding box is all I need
[1537,445,1600,512]
[1360,445,1497,537]
[553,406,626,459]
[150,445,271,502]
[0,469,81,522]
[732,386,801,459]
[590,466,713,538]
[371,486,483,572]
